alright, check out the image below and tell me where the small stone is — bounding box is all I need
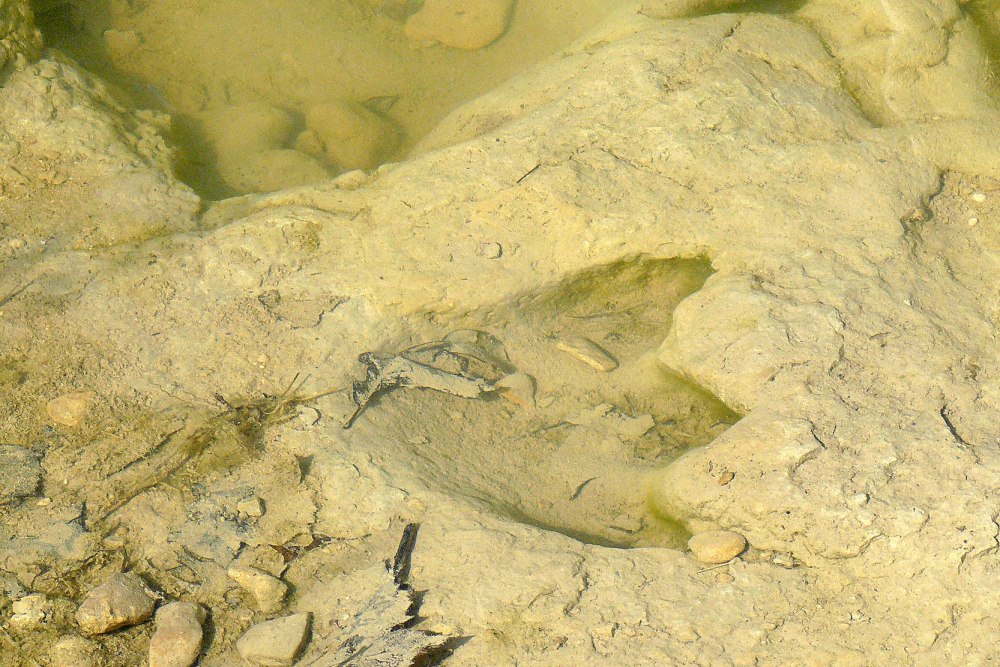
[8,238,26,250]
[10,593,50,629]
[49,636,105,667]
[46,391,96,427]
[716,572,736,584]
[972,192,987,203]
[476,241,503,259]
[0,444,42,502]
[148,602,206,667]
[556,336,619,372]
[688,530,748,564]
[236,613,312,666]
[227,565,288,613]
[968,217,979,227]
[496,372,536,408]
[238,495,266,517]
[717,470,735,486]
[76,573,157,635]
[404,0,513,50]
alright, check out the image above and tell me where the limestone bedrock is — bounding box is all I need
[4,1,1000,665]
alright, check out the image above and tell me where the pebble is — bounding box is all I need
[972,192,987,203]
[49,636,105,667]
[496,372,536,408]
[227,565,288,613]
[238,495,266,518]
[688,530,748,564]
[76,573,157,635]
[236,613,312,666]
[8,238,26,250]
[717,572,736,584]
[556,336,619,372]
[46,391,96,427]
[404,0,513,50]
[968,217,979,227]
[0,444,41,502]
[717,470,735,486]
[148,602,206,667]
[301,100,400,172]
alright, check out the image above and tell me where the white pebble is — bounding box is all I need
[148,602,205,667]
[972,192,987,203]
[46,391,96,427]
[556,336,619,372]
[237,613,312,666]
[227,565,288,613]
[688,530,748,564]
[76,573,157,635]
[49,636,105,667]
[10,593,50,629]
[237,495,266,517]
[968,217,979,227]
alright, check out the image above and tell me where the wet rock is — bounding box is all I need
[46,391,95,427]
[221,148,329,193]
[49,636,105,667]
[148,601,205,667]
[688,530,748,564]
[0,444,41,502]
[301,100,400,171]
[404,0,513,50]
[228,565,288,613]
[236,612,312,666]
[76,573,157,635]
[556,336,619,372]
[10,593,50,629]
[237,495,266,518]
[201,102,295,159]
[496,371,536,408]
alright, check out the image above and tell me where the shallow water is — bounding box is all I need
[36,0,622,198]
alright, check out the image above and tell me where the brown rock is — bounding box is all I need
[237,613,312,666]
[148,602,205,667]
[75,573,156,635]
[404,0,513,50]
[688,530,748,564]
[46,391,95,427]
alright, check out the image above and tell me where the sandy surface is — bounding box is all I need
[2,0,1000,665]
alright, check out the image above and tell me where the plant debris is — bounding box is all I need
[345,330,514,428]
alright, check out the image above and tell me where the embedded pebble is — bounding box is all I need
[688,530,748,564]
[300,100,400,172]
[404,0,513,50]
[972,192,987,203]
[148,602,206,667]
[496,372,536,408]
[968,217,979,227]
[236,613,312,666]
[717,470,735,486]
[46,391,96,427]
[238,495,266,518]
[49,636,105,667]
[76,573,157,635]
[556,336,619,372]
[227,565,288,613]
[0,444,42,502]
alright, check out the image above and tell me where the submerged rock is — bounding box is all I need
[76,573,156,635]
[148,602,205,667]
[237,613,312,666]
[688,530,748,564]
[404,0,513,50]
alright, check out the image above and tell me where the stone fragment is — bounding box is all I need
[238,495,266,517]
[556,336,619,372]
[0,444,41,502]
[148,601,205,667]
[49,636,105,667]
[46,391,95,426]
[404,0,513,50]
[688,530,748,564]
[76,573,157,635]
[236,613,312,666]
[301,100,400,171]
[227,565,288,613]
[496,372,536,408]
[10,593,50,629]
[717,471,735,486]
[972,192,987,203]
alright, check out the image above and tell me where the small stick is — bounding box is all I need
[696,561,734,574]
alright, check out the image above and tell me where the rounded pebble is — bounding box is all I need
[972,192,987,203]
[236,613,312,666]
[148,601,206,667]
[76,573,157,635]
[404,0,513,50]
[46,391,96,427]
[688,530,748,564]
[227,565,288,613]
